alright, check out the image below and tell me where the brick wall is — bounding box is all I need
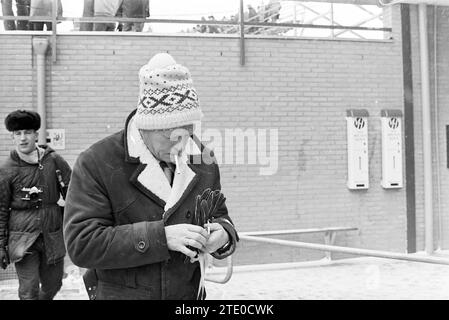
[2,4,446,266]
[0,36,34,142]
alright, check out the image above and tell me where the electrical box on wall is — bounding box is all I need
[381,110,403,189]
[46,129,65,150]
[346,109,369,190]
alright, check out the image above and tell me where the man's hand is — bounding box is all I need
[0,247,10,270]
[204,223,229,254]
[165,224,209,259]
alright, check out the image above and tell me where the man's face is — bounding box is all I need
[12,129,38,155]
[139,125,194,163]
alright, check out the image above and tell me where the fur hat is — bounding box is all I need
[4,110,41,132]
[134,53,203,130]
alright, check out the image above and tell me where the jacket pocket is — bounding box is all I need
[96,280,152,300]
[8,231,40,263]
[44,228,66,264]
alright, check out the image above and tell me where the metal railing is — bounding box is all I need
[205,227,449,285]
[0,1,392,65]
[240,234,449,266]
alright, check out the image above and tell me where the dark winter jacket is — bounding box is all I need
[122,0,149,18]
[63,111,238,300]
[0,146,71,264]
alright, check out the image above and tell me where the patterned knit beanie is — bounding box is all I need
[134,53,203,130]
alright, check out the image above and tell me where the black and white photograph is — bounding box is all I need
[0,0,448,309]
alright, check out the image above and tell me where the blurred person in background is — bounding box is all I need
[79,0,94,31]
[29,0,62,31]
[93,0,122,31]
[118,0,149,32]
[1,0,30,30]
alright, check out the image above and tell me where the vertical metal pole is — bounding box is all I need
[401,4,417,253]
[330,3,335,38]
[51,0,58,63]
[239,0,245,66]
[32,38,49,145]
[418,3,434,254]
[432,5,443,251]
[293,3,297,37]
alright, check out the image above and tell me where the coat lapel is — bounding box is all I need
[129,163,166,208]
[125,113,202,216]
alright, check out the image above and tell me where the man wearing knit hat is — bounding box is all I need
[0,110,72,300]
[64,53,238,300]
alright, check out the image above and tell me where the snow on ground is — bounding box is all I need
[1,255,448,300]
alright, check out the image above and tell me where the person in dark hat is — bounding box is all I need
[0,109,72,300]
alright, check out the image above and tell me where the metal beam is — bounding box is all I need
[32,38,49,146]
[292,0,379,4]
[240,235,449,265]
[0,16,390,33]
[296,3,364,38]
[418,4,434,255]
[239,0,245,66]
[380,0,449,5]
[51,0,57,63]
[400,4,417,253]
[240,227,358,236]
[333,12,383,38]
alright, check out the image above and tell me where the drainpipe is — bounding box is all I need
[418,4,434,254]
[32,38,49,146]
[239,0,245,66]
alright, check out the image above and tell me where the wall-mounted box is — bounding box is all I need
[381,110,403,189]
[46,129,65,150]
[346,109,369,190]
